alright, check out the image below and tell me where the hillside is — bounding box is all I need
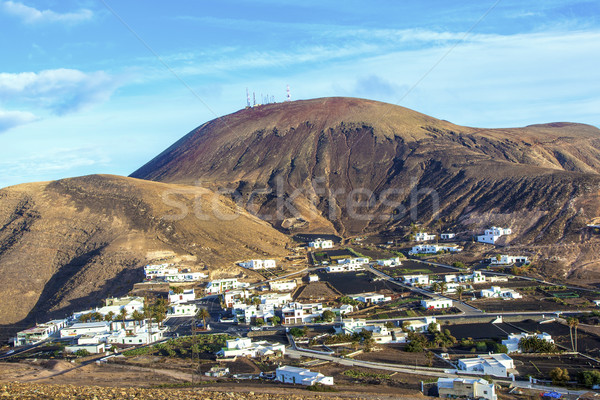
[0,175,289,336]
[131,97,600,233]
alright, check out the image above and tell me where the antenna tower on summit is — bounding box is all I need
[253,92,256,106]
[286,85,291,102]
[246,88,250,108]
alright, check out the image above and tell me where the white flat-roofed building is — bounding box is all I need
[438,377,497,400]
[377,257,402,267]
[502,332,553,353]
[409,244,461,255]
[326,258,367,273]
[308,274,319,282]
[205,278,247,294]
[457,353,515,378]
[440,233,456,240]
[404,317,439,333]
[269,280,297,292]
[217,337,285,358]
[421,298,453,310]
[477,227,512,244]
[281,302,326,325]
[12,319,68,346]
[259,292,293,306]
[97,296,145,318]
[60,322,110,338]
[351,292,391,304]
[144,263,179,279]
[402,274,429,286]
[415,232,436,241]
[480,286,522,299]
[489,255,529,265]
[239,259,277,270]
[444,271,485,284]
[64,343,105,355]
[335,318,407,344]
[232,303,275,323]
[275,366,334,386]
[168,303,198,316]
[168,289,195,304]
[164,271,207,282]
[308,238,334,249]
[107,324,167,345]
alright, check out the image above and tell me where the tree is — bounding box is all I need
[456,286,465,302]
[104,311,115,322]
[79,313,92,323]
[430,282,440,293]
[452,261,466,269]
[196,308,210,330]
[322,310,335,322]
[271,316,281,326]
[132,310,145,327]
[567,317,579,352]
[438,281,447,296]
[171,286,184,294]
[255,317,265,326]
[118,307,128,330]
[74,349,90,357]
[549,367,569,385]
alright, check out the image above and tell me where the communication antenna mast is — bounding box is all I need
[286,85,291,102]
[246,88,250,108]
[253,92,256,106]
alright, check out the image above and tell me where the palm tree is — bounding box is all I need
[567,317,576,351]
[79,313,92,323]
[118,308,128,330]
[132,310,145,327]
[430,282,440,293]
[104,311,115,322]
[438,281,447,296]
[196,308,210,330]
[456,286,465,302]
[572,318,579,352]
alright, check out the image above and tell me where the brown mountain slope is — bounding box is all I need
[0,174,289,336]
[131,97,600,238]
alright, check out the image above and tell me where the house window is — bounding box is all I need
[483,391,488,394]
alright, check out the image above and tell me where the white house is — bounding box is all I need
[415,232,436,241]
[269,280,297,292]
[163,270,207,282]
[421,298,453,310]
[217,337,285,358]
[438,377,497,400]
[351,292,391,304]
[281,302,326,325]
[402,274,430,286]
[205,278,247,294]
[239,259,277,270]
[440,233,456,240]
[12,319,68,347]
[489,255,529,265]
[457,353,515,378]
[335,319,407,344]
[64,343,105,355]
[106,323,167,345]
[60,322,111,338]
[259,292,293,307]
[480,286,522,299]
[477,227,512,244]
[144,263,179,280]
[97,296,145,318]
[168,289,195,304]
[326,263,365,273]
[308,274,319,282]
[275,366,334,386]
[232,303,275,323]
[168,303,198,316]
[377,257,402,267]
[409,244,461,255]
[502,332,553,353]
[403,317,439,333]
[308,238,334,249]
[444,271,485,284]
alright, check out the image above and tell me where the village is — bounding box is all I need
[4,227,600,400]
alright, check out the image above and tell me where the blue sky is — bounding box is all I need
[1,0,599,188]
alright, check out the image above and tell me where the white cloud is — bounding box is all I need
[0,68,122,115]
[0,109,36,132]
[1,1,92,24]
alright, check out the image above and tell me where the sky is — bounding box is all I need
[0,0,599,188]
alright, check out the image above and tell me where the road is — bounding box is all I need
[364,264,482,316]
